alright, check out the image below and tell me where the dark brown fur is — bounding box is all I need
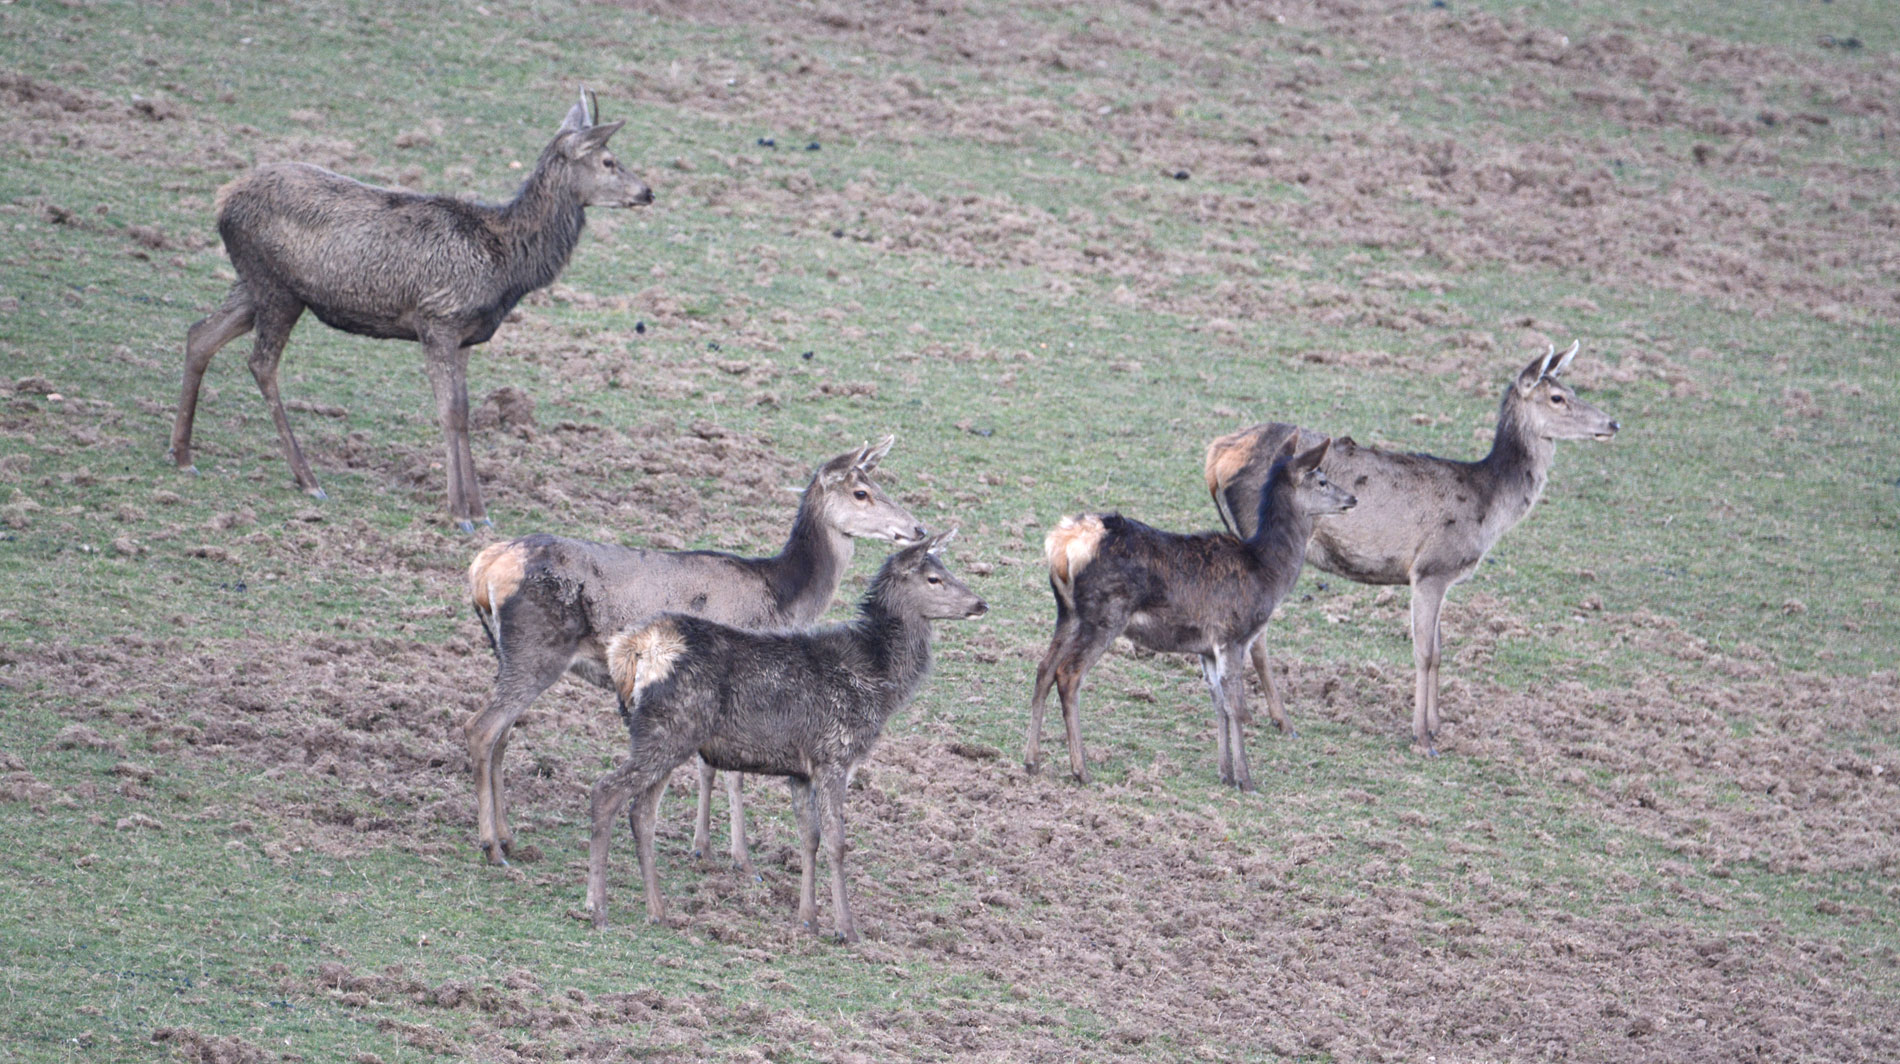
[462,440,925,867]
[586,532,986,941]
[1025,439,1355,791]
[168,91,652,529]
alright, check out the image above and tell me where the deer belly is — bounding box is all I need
[1124,611,1207,655]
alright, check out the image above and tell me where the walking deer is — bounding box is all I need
[464,438,925,866]
[1025,437,1355,791]
[1204,342,1619,753]
[169,90,652,530]
[588,531,986,941]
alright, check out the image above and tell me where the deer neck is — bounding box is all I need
[493,153,589,295]
[1244,492,1314,599]
[1479,396,1556,523]
[855,585,935,706]
[758,489,853,625]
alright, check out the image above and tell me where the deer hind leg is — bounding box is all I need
[466,637,573,865]
[1025,608,1080,773]
[242,294,323,497]
[1409,576,1453,755]
[1053,613,1127,785]
[1248,637,1295,737]
[422,336,487,532]
[170,284,255,472]
[585,755,664,929]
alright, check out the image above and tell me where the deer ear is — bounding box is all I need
[856,434,896,473]
[1517,345,1555,395]
[925,528,958,555]
[1549,339,1580,378]
[563,120,623,158]
[558,92,591,136]
[1274,434,1300,463]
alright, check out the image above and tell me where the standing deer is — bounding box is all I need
[169,90,652,530]
[588,530,986,941]
[1025,437,1355,791]
[464,438,926,866]
[1204,342,1620,753]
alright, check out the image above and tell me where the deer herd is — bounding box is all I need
[176,92,1621,940]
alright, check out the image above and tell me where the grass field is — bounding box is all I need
[2,1,1897,1061]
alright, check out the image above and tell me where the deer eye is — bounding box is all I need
[1551,393,1566,405]
[853,489,869,501]
[926,575,942,585]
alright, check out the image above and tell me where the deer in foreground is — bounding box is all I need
[1025,437,1355,791]
[169,90,652,530]
[1204,342,1620,754]
[587,530,986,941]
[464,438,925,867]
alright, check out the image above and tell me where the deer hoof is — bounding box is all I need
[306,485,329,501]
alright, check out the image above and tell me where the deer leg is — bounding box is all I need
[691,757,716,862]
[1201,654,1233,785]
[1409,577,1452,755]
[169,284,254,472]
[817,771,856,943]
[422,337,487,532]
[1025,613,1079,773]
[466,644,571,864]
[243,296,323,498]
[1054,613,1129,784]
[789,778,820,932]
[1249,637,1295,737]
[586,757,663,929]
[724,770,753,874]
[1223,648,1255,792]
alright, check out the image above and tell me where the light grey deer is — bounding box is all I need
[170,90,652,530]
[464,438,925,866]
[1204,342,1619,753]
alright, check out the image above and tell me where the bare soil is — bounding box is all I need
[4,1,1897,1060]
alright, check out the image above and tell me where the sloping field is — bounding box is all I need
[1,1,1896,1061]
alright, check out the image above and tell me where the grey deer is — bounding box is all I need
[169,90,652,530]
[588,530,986,941]
[1026,436,1355,791]
[1204,342,1619,753]
[465,438,925,867]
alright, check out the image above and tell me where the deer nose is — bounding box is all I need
[967,599,989,618]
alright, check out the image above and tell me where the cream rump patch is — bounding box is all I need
[606,619,689,703]
[1044,514,1106,602]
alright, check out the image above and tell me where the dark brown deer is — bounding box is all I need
[588,530,986,941]
[464,439,925,867]
[1025,437,1355,791]
[1204,342,1620,753]
[168,90,652,530]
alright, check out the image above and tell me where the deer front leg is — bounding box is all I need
[724,770,754,874]
[1409,576,1453,755]
[1248,637,1295,737]
[421,335,487,531]
[1222,647,1254,792]
[691,757,716,862]
[817,771,856,943]
[789,778,820,932]
[245,299,325,498]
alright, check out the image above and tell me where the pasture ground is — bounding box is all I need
[1,1,1897,1061]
